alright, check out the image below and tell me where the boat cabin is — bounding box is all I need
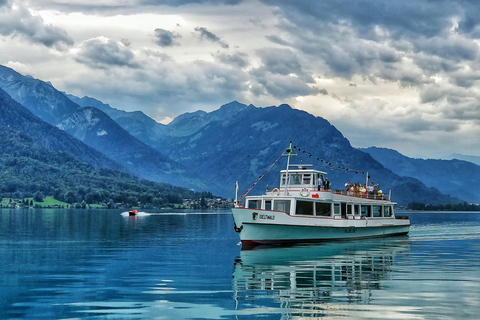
[280,166,326,190]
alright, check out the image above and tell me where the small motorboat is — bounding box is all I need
[128,209,137,216]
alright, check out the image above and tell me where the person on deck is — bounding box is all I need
[367,182,374,196]
[317,176,323,191]
[323,178,330,190]
[345,180,351,191]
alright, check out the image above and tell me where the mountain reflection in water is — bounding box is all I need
[232,238,410,318]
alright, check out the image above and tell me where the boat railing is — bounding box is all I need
[334,189,388,200]
[265,186,388,200]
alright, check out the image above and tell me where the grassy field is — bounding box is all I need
[0,197,115,208]
[1,196,69,207]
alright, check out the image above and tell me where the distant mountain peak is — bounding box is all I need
[442,153,480,166]
[0,64,80,125]
[278,103,292,109]
[216,100,250,117]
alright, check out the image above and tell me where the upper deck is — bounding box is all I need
[266,165,390,203]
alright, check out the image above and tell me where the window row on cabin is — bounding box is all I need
[247,199,393,218]
[280,173,324,186]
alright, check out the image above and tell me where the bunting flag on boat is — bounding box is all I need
[239,143,370,201]
[292,145,368,175]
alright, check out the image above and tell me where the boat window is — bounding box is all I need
[296,200,314,216]
[290,174,302,185]
[341,203,347,218]
[347,204,353,215]
[384,206,392,217]
[281,174,286,186]
[302,174,312,185]
[333,203,340,215]
[373,205,382,217]
[274,200,291,214]
[265,200,272,210]
[316,202,331,216]
[354,205,360,216]
[361,205,371,217]
[247,200,261,209]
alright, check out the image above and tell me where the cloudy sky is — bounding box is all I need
[1,0,480,158]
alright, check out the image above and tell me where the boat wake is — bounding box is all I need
[120,212,151,217]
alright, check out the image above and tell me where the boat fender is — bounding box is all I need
[301,188,310,197]
[272,188,280,196]
[234,223,243,233]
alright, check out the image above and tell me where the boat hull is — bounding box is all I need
[232,208,410,245]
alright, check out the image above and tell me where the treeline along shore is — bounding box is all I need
[407,201,480,211]
[0,126,232,209]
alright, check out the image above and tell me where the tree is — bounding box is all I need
[107,199,116,209]
[33,191,44,202]
[64,191,75,204]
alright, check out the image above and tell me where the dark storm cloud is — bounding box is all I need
[420,85,447,104]
[414,54,460,75]
[263,0,480,81]
[75,38,139,69]
[27,0,244,16]
[257,48,314,82]
[249,70,320,100]
[140,0,243,5]
[247,48,320,99]
[0,1,73,50]
[194,27,229,48]
[154,28,181,47]
[215,52,249,68]
[266,35,291,46]
[264,0,476,39]
[413,36,478,62]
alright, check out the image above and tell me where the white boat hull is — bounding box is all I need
[232,208,410,245]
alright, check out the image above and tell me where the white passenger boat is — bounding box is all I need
[231,145,410,245]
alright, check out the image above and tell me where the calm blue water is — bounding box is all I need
[0,209,479,319]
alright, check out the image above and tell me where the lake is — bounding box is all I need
[0,209,479,319]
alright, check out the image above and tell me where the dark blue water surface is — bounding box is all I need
[0,209,479,319]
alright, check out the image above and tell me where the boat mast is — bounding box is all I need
[284,143,293,196]
[234,179,239,208]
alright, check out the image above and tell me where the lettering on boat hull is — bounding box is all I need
[253,212,275,220]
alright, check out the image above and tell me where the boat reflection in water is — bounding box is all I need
[232,237,410,318]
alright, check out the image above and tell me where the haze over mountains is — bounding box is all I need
[1,64,478,205]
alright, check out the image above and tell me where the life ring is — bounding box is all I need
[300,188,310,197]
[272,188,280,196]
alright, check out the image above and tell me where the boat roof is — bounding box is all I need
[280,164,327,174]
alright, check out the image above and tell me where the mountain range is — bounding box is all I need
[0,86,202,206]
[0,65,206,191]
[441,153,480,166]
[1,64,478,205]
[363,147,480,203]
